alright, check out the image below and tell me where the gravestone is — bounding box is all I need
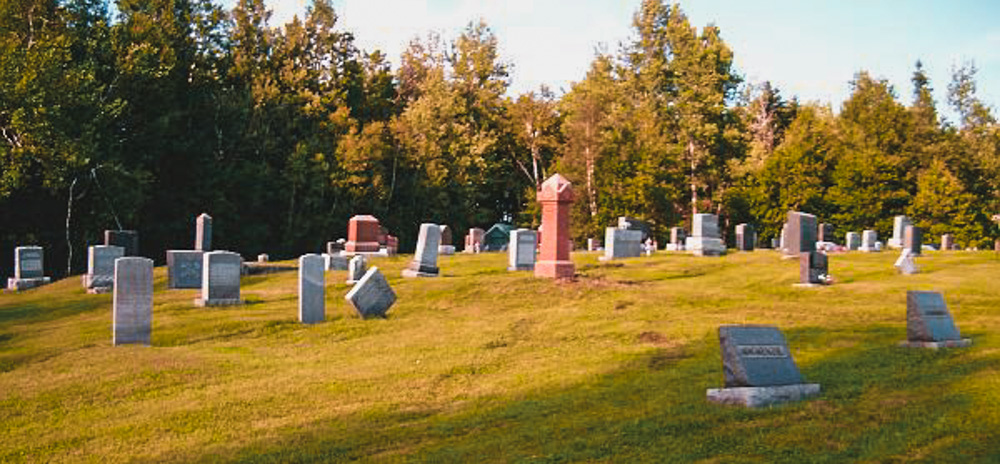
[166,250,204,289]
[587,238,599,251]
[735,224,755,251]
[780,223,788,252]
[894,249,918,275]
[817,223,834,244]
[617,216,651,241]
[323,253,348,271]
[298,254,325,324]
[344,267,396,319]
[902,291,971,348]
[344,215,381,254]
[7,246,51,291]
[941,234,954,251]
[438,225,456,255]
[845,232,861,251]
[195,213,212,251]
[889,215,911,249]
[860,230,879,252]
[402,223,441,278]
[346,255,366,284]
[668,227,687,251]
[685,213,726,256]
[104,230,139,257]
[84,245,125,293]
[326,240,345,255]
[257,254,268,263]
[112,257,153,346]
[535,174,575,278]
[464,228,485,253]
[784,211,817,256]
[904,225,923,256]
[195,251,242,307]
[797,251,829,286]
[508,229,538,271]
[706,325,820,407]
[602,227,643,260]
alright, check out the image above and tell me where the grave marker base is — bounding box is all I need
[792,283,826,288]
[899,339,971,349]
[707,384,821,408]
[6,277,51,291]
[194,298,243,307]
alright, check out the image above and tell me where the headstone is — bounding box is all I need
[402,223,441,278]
[346,255,366,284]
[941,234,954,251]
[784,211,817,256]
[323,253,348,271]
[735,224,755,251]
[903,225,923,256]
[889,215,911,249]
[257,254,269,263]
[587,238,599,251]
[464,228,485,253]
[670,227,687,248]
[797,251,829,286]
[195,213,212,251]
[326,240,345,255]
[771,237,779,249]
[535,174,575,278]
[602,227,643,260]
[860,230,879,252]
[104,230,139,257]
[617,216,651,241]
[894,249,918,275]
[344,267,396,318]
[817,223,834,244]
[298,254,325,324]
[195,251,242,307]
[166,250,204,289]
[685,213,726,256]
[508,229,538,271]
[438,225,456,255]
[7,246,51,291]
[112,257,153,346]
[706,325,820,407]
[779,223,788,252]
[84,245,125,293]
[902,291,971,348]
[344,215,381,253]
[845,232,861,251]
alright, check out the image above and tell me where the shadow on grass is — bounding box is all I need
[178,326,1000,463]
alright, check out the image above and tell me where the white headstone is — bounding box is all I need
[195,251,242,306]
[347,255,367,284]
[298,254,325,324]
[894,249,918,275]
[508,229,537,271]
[402,223,441,278]
[85,245,125,292]
[195,213,212,251]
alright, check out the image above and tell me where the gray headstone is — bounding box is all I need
[166,250,204,289]
[508,229,537,271]
[670,227,687,245]
[785,211,817,255]
[907,291,962,343]
[195,213,212,251]
[904,225,922,256]
[347,255,367,284]
[719,325,805,387]
[890,215,912,248]
[735,224,755,251]
[298,254,325,324]
[105,230,139,256]
[799,251,828,284]
[113,257,153,346]
[845,232,861,251]
[14,246,44,279]
[345,267,396,319]
[196,251,242,306]
[604,227,643,259]
[323,253,348,271]
[894,249,918,275]
[86,245,125,290]
[692,214,720,238]
[817,223,834,243]
[860,230,878,252]
[941,234,954,251]
[402,223,441,277]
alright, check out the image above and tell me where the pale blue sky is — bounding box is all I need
[254,0,1000,121]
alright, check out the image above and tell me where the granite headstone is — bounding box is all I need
[112,257,153,346]
[344,267,396,318]
[298,254,325,324]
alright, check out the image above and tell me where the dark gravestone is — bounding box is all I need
[105,230,139,256]
[904,225,923,256]
[735,224,755,251]
[617,216,651,241]
[166,250,204,289]
[785,212,817,255]
[439,225,453,246]
[718,325,804,387]
[817,223,834,243]
[670,227,687,246]
[904,291,969,347]
[798,251,828,285]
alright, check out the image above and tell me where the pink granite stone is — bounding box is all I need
[535,174,575,279]
[345,215,381,253]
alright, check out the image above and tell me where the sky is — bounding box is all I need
[251,0,1000,120]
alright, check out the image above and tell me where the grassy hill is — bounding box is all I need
[2,250,999,462]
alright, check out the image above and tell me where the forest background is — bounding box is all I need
[3,0,1000,278]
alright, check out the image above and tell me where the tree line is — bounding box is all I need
[2,0,999,278]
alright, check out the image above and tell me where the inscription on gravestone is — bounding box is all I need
[718,325,804,387]
[345,267,396,318]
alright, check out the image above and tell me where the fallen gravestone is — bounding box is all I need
[113,257,153,346]
[195,251,242,307]
[344,267,396,318]
[508,229,537,271]
[402,223,441,278]
[166,250,204,289]
[7,246,51,291]
[84,245,124,293]
[901,291,971,348]
[298,254,325,324]
[894,249,918,275]
[346,255,366,284]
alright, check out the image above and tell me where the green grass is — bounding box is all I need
[2,250,1000,463]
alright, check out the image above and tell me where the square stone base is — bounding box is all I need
[534,260,575,279]
[7,277,51,291]
[792,283,826,288]
[194,298,243,307]
[508,264,535,271]
[899,339,972,349]
[438,245,456,256]
[401,269,439,278]
[686,237,726,257]
[707,384,821,408]
[87,286,113,294]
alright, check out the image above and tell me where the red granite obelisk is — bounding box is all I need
[535,174,575,279]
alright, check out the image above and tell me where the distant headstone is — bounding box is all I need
[323,253,348,271]
[438,225,456,255]
[617,216,651,241]
[894,249,918,275]
[84,245,125,293]
[535,174,575,278]
[7,246,51,291]
[257,254,269,263]
[902,291,970,348]
[195,213,212,251]
[735,224,755,251]
[508,229,537,271]
[889,215,911,249]
[464,228,485,253]
[685,213,725,256]
[402,223,441,277]
[845,232,861,251]
[941,234,954,251]
[326,240,345,255]
[817,223,835,244]
[903,225,922,256]
[344,267,396,318]
[784,211,817,256]
[706,325,820,407]
[166,250,204,289]
[860,230,879,252]
[797,251,829,286]
[112,257,153,346]
[670,227,687,247]
[298,254,325,324]
[104,230,139,257]
[602,227,643,260]
[587,238,599,251]
[345,215,381,254]
[779,223,788,252]
[346,255,366,284]
[195,251,242,307]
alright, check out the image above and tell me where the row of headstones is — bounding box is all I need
[709,290,971,407]
[6,228,143,292]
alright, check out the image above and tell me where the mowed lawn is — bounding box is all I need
[2,249,1000,463]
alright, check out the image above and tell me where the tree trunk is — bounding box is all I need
[585,123,597,218]
[689,138,698,216]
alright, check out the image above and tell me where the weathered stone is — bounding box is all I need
[535,174,575,279]
[195,213,212,251]
[104,230,139,256]
[784,211,817,256]
[323,253,348,271]
[894,249,919,275]
[941,234,954,251]
[692,213,720,238]
[735,224,755,251]
[508,229,537,271]
[903,225,922,256]
[166,250,204,289]
[438,225,456,255]
[670,227,687,247]
[344,215,381,254]
[464,228,485,253]
[888,215,911,249]
[85,245,125,293]
[344,267,396,318]
[845,232,861,251]
[298,254,325,324]
[195,251,242,307]
[7,246,51,291]
[798,251,829,285]
[780,223,788,252]
[860,230,879,252]
[617,216,651,241]
[346,255,366,284]
[602,227,642,260]
[402,223,441,277]
[904,291,969,347]
[113,257,153,346]
[718,325,807,387]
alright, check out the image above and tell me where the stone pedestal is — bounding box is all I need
[113,257,154,346]
[298,254,325,324]
[344,215,382,254]
[195,213,212,251]
[194,251,243,307]
[402,223,441,278]
[534,174,575,279]
[508,229,537,271]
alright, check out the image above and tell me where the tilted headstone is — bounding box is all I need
[112,257,153,346]
[346,255,366,284]
[344,267,396,318]
[166,250,204,289]
[784,211,817,256]
[508,229,537,271]
[903,225,922,256]
[894,249,918,275]
[402,223,442,278]
[104,230,139,257]
[889,215,911,249]
[323,253,348,271]
[903,291,970,348]
[7,246,51,291]
[602,227,643,260]
[860,230,879,252]
[195,213,212,251]
[195,251,242,306]
[686,213,726,256]
[706,325,820,407]
[845,232,861,251]
[735,224,755,251]
[798,251,829,285]
[941,234,954,251]
[85,245,125,293]
[298,254,325,324]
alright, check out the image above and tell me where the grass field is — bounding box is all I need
[2,249,999,463]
